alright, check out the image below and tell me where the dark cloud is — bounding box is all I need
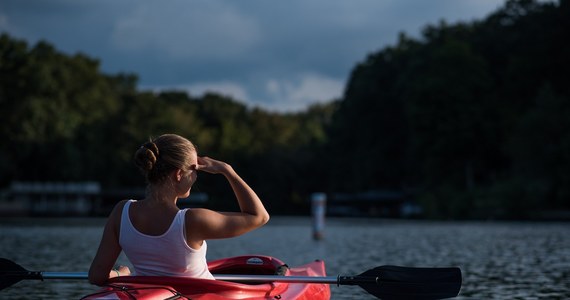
[0,0,506,112]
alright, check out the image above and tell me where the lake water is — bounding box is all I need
[1,217,569,299]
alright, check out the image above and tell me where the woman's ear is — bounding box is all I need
[174,169,183,182]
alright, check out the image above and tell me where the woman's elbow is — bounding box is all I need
[249,211,269,229]
[260,212,270,226]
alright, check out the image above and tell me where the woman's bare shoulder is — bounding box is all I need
[184,208,223,232]
[106,199,131,226]
[185,208,217,222]
[111,199,130,215]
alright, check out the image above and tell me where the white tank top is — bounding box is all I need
[119,200,214,279]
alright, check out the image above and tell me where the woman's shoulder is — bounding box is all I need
[184,208,219,228]
[183,208,212,242]
[184,207,218,218]
[184,207,206,221]
[107,199,132,221]
[113,199,132,211]
[102,199,133,236]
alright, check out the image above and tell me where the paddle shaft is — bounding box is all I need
[215,274,379,285]
[42,272,88,279]
[0,271,88,281]
[16,272,363,285]
[216,274,344,284]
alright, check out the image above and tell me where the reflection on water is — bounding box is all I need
[1,217,569,299]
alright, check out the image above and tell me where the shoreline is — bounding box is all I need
[2,215,569,227]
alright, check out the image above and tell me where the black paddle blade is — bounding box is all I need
[0,258,42,290]
[342,265,462,300]
[0,258,27,290]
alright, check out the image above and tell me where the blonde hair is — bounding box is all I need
[133,134,196,184]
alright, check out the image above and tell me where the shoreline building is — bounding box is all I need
[0,181,209,217]
[0,181,101,216]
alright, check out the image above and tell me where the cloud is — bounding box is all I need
[111,0,260,60]
[142,73,343,113]
[262,73,344,112]
[0,12,18,36]
[186,82,250,101]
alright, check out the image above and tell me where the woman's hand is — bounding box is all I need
[117,265,131,276]
[196,156,231,175]
[109,265,131,278]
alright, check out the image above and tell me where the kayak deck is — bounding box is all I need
[82,255,330,300]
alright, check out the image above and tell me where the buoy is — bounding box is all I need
[311,193,326,240]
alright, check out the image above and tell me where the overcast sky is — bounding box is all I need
[1,0,508,112]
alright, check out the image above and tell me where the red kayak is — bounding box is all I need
[81,255,331,300]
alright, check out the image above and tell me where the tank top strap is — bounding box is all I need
[176,208,189,238]
[121,200,135,232]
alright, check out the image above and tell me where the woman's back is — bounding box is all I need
[119,200,214,279]
[126,200,179,236]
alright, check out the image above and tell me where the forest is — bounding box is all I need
[1,0,568,219]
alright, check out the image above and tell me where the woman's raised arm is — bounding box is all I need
[187,156,269,240]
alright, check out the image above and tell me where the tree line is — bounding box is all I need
[1,0,568,219]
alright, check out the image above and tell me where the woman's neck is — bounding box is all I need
[145,184,179,208]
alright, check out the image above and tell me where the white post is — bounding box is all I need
[311,193,327,240]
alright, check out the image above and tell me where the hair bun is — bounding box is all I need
[134,142,160,172]
[143,142,160,158]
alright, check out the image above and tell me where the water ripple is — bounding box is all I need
[1,218,569,299]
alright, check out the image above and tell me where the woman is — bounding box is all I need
[88,134,270,285]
